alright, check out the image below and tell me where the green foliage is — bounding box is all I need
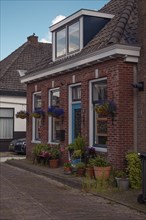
[114,170,128,178]
[67,135,87,158]
[49,145,61,159]
[32,144,49,157]
[86,158,96,168]
[76,162,86,169]
[92,155,110,167]
[126,152,142,189]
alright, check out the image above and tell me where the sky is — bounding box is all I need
[0,0,109,60]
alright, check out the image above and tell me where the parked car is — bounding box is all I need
[9,138,26,155]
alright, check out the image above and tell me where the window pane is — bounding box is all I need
[93,81,107,102]
[72,86,81,101]
[68,22,79,53]
[51,90,60,106]
[34,93,42,109]
[52,118,61,142]
[0,118,13,139]
[56,29,66,57]
[0,109,13,117]
[93,80,107,147]
[35,118,41,141]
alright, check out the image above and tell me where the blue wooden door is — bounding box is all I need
[72,103,81,142]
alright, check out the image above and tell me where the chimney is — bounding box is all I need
[27,33,38,44]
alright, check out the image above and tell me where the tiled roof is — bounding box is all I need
[0,36,52,94]
[23,0,138,78]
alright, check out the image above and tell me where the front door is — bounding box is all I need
[72,103,81,142]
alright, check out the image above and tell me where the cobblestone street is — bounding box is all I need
[0,163,146,220]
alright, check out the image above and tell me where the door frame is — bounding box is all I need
[68,83,81,144]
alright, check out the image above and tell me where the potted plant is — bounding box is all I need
[92,155,111,180]
[63,161,72,174]
[31,109,45,118]
[49,145,61,168]
[86,158,95,178]
[75,162,86,176]
[16,110,29,119]
[115,170,130,190]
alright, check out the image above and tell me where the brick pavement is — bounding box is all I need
[4,158,146,215]
[1,162,146,220]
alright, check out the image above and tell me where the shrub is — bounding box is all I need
[126,152,142,189]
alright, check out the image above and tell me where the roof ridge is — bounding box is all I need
[108,0,135,44]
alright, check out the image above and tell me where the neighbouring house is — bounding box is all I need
[20,0,146,169]
[0,35,51,151]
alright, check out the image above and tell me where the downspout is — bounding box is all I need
[133,64,138,152]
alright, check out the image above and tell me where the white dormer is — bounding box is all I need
[50,9,114,61]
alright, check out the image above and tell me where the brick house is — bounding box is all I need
[20,0,146,169]
[0,35,51,151]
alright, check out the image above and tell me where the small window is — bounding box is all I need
[55,21,80,58]
[92,80,107,147]
[49,89,62,143]
[0,108,14,139]
[72,86,81,101]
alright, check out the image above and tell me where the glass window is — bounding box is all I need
[72,86,81,101]
[55,21,80,58]
[68,21,79,53]
[33,93,42,141]
[0,108,14,139]
[56,28,66,57]
[93,81,107,147]
[50,89,62,142]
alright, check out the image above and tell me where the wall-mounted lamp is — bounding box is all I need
[132,81,144,91]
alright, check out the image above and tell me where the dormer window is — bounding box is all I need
[56,21,80,58]
[50,9,114,61]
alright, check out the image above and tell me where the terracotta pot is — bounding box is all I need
[64,167,72,175]
[86,167,95,178]
[49,159,59,168]
[94,166,111,180]
[76,168,85,176]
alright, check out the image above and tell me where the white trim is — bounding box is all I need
[50,9,114,32]
[89,77,107,153]
[68,83,81,144]
[21,44,140,84]
[124,56,139,63]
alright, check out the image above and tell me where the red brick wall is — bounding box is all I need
[26,58,135,169]
[137,0,146,152]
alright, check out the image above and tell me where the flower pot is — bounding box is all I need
[49,159,59,168]
[116,177,130,190]
[76,168,85,177]
[64,167,72,175]
[86,167,95,178]
[94,166,111,180]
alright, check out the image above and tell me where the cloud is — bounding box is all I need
[51,15,66,25]
[40,14,66,43]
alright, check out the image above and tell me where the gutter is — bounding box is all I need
[20,44,141,83]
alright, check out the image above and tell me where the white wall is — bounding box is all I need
[0,96,27,131]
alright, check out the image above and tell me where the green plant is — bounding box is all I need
[125,152,142,189]
[72,149,82,159]
[92,156,110,167]
[64,161,72,168]
[32,144,49,157]
[49,145,61,159]
[86,158,95,168]
[75,162,86,169]
[67,135,87,158]
[114,170,128,178]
